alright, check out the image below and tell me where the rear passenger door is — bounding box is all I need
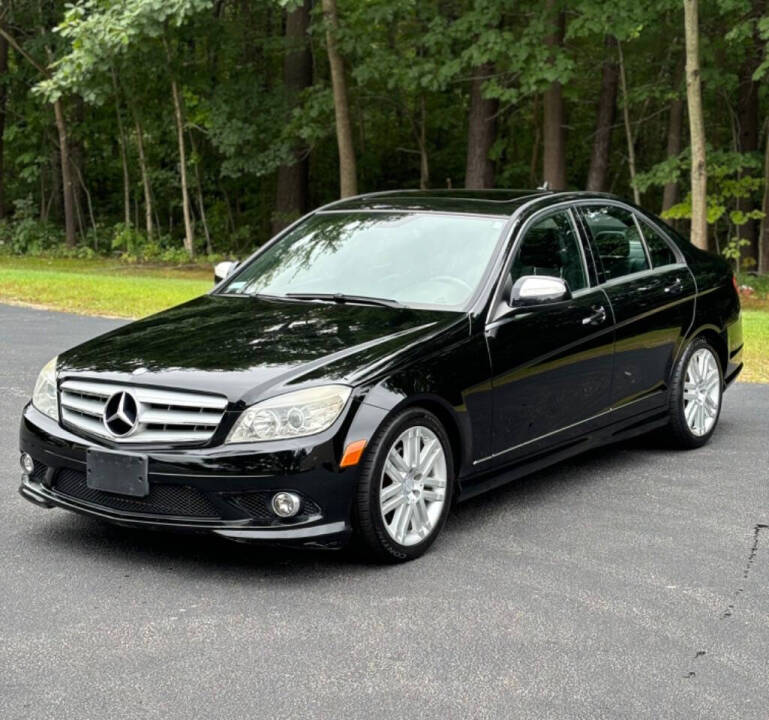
[576,204,695,409]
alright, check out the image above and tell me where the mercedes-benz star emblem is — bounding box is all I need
[103,391,139,437]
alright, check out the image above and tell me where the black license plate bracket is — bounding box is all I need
[86,448,149,497]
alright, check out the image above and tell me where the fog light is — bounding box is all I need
[271,492,301,518]
[20,453,34,474]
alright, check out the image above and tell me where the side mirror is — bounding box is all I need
[214,260,239,285]
[510,275,571,307]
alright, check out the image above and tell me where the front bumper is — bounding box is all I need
[18,404,361,548]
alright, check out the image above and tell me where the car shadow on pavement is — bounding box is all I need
[26,430,695,575]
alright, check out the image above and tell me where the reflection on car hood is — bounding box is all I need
[58,295,466,406]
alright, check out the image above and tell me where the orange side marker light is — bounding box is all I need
[340,439,367,468]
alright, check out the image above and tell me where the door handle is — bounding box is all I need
[664,277,683,295]
[581,305,607,326]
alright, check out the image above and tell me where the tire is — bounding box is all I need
[354,407,454,563]
[667,337,723,449]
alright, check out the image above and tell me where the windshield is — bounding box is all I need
[220,212,506,309]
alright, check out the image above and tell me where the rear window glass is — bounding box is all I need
[579,206,650,281]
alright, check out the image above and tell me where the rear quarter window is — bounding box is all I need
[638,219,678,268]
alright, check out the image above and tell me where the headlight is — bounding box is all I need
[32,356,59,421]
[226,385,351,444]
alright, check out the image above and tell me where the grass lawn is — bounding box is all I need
[0,256,211,318]
[1,255,768,382]
[741,310,769,383]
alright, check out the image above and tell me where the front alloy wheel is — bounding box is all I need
[380,426,448,546]
[355,409,454,562]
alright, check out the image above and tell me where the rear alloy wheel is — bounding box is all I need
[668,338,723,448]
[354,409,453,562]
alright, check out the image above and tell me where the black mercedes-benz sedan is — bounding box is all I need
[19,190,743,562]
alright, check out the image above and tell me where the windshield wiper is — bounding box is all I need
[284,292,404,309]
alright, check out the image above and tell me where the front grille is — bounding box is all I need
[60,379,227,444]
[232,492,322,523]
[53,468,220,518]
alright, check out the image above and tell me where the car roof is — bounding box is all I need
[322,189,624,218]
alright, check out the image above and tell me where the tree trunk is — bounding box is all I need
[416,95,429,189]
[529,95,541,186]
[683,0,708,250]
[617,40,640,204]
[69,97,85,237]
[0,35,8,218]
[662,67,685,213]
[0,24,77,240]
[759,122,769,274]
[735,0,762,267]
[52,100,77,247]
[273,0,312,234]
[164,36,195,257]
[321,0,357,198]
[131,111,154,240]
[542,0,567,190]
[586,36,618,192]
[112,69,131,227]
[464,62,498,189]
[189,130,212,255]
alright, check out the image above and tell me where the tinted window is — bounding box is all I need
[580,205,650,281]
[510,211,587,292]
[221,212,506,309]
[639,219,678,267]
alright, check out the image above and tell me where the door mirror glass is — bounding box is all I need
[510,275,571,307]
[214,260,239,285]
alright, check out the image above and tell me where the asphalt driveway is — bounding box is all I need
[1,303,767,719]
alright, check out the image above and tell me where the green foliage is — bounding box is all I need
[0,0,767,269]
[639,149,765,263]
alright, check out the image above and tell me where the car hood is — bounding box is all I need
[58,294,466,406]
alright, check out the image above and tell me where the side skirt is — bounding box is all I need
[456,408,670,502]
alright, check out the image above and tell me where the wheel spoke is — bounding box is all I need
[698,351,708,382]
[381,481,402,503]
[388,450,410,476]
[418,440,442,476]
[423,475,446,490]
[413,499,431,538]
[404,429,420,467]
[384,459,405,483]
[704,396,718,418]
[685,399,698,427]
[696,404,706,434]
[381,492,405,516]
[422,489,445,503]
[393,503,412,543]
[688,361,700,384]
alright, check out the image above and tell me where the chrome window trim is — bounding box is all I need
[570,197,687,267]
[634,213,685,268]
[483,197,594,327]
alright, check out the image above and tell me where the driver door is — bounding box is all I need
[485,208,614,462]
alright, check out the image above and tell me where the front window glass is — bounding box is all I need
[580,205,650,280]
[509,211,587,292]
[221,212,506,309]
